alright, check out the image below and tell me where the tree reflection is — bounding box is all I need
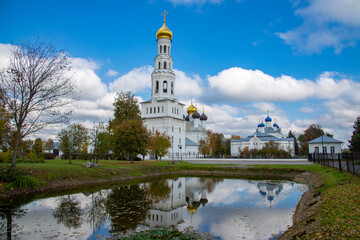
[146,178,171,203]
[105,185,151,233]
[53,195,84,229]
[199,177,224,194]
[85,191,107,231]
[0,203,26,240]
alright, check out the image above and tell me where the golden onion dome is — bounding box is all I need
[186,206,198,216]
[156,21,173,40]
[187,100,197,115]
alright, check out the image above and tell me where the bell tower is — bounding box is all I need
[152,10,176,99]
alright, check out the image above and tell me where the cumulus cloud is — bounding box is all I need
[109,65,153,93]
[106,69,119,77]
[174,69,203,99]
[277,0,360,54]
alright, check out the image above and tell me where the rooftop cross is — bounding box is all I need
[162,10,168,22]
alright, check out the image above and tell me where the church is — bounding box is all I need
[140,12,208,159]
[230,113,295,157]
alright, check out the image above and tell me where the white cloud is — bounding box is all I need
[0,43,14,68]
[109,65,153,93]
[106,69,119,77]
[299,107,314,113]
[174,69,203,99]
[277,0,360,53]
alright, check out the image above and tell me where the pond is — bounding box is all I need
[0,177,307,240]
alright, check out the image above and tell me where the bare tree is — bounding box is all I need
[0,40,75,169]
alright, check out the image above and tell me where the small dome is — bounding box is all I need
[192,111,200,119]
[200,113,208,121]
[185,114,190,121]
[156,21,173,40]
[187,101,197,115]
[259,122,265,127]
[265,116,272,122]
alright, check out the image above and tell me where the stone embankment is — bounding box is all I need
[280,171,323,239]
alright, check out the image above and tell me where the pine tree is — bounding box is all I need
[349,116,360,152]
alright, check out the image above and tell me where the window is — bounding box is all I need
[163,81,167,92]
[164,61,167,69]
[168,46,170,53]
[331,146,335,154]
[171,136,173,143]
[172,126,174,132]
[323,147,327,153]
[158,62,160,69]
[146,108,148,114]
[179,128,181,133]
[171,82,174,94]
[150,108,152,113]
[156,81,159,93]
[162,106,164,112]
[154,107,156,113]
[160,45,162,53]
[158,107,160,113]
[315,147,319,153]
[179,138,181,144]
[164,45,166,53]
[169,63,171,69]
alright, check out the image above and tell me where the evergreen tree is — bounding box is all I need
[287,130,299,156]
[349,116,360,152]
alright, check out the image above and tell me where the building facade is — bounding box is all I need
[308,135,343,155]
[140,15,207,159]
[230,113,295,157]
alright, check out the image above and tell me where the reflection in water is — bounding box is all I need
[0,177,307,240]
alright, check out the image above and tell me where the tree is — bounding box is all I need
[287,130,299,156]
[0,90,11,150]
[44,138,55,153]
[0,40,75,169]
[349,116,360,152]
[298,124,325,155]
[149,131,171,160]
[32,138,44,155]
[90,122,112,162]
[112,119,149,163]
[198,139,211,157]
[109,92,149,163]
[58,123,88,164]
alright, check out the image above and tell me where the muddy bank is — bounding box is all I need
[0,169,300,201]
[279,171,324,239]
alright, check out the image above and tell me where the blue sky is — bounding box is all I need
[1,0,359,144]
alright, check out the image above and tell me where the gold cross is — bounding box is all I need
[162,10,168,22]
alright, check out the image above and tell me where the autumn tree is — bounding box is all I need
[58,123,88,164]
[349,116,360,152]
[44,138,55,153]
[298,124,332,155]
[149,131,171,160]
[109,92,150,163]
[0,40,75,169]
[198,130,212,157]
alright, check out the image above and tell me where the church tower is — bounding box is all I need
[140,11,186,159]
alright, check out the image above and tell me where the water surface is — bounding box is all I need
[0,177,307,240]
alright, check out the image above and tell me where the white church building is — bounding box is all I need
[230,113,295,157]
[140,13,208,159]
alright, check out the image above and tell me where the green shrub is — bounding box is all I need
[7,175,38,189]
[0,151,12,163]
[0,166,25,182]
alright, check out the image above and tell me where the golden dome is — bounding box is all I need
[156,21,173,40]
[187,100,197,115]
[186,206,198,216]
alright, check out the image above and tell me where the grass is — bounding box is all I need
[0,159,359,239]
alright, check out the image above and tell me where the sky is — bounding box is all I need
[0,0,360,145]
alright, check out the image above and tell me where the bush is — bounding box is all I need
[7,175,38,189]
[43,152,56,160]
[0,151,12,163]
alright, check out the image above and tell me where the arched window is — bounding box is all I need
[156,81,159,93]
[160,45,162,53]
[158,106,160,113]
[164,61,166,69]
[163,81,167,93]
[171,82,174,94]
[164,46,166,53]
[168,46,170,53]
[158,62,160,69]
